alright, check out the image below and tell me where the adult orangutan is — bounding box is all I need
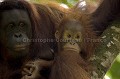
[0,0,66,79]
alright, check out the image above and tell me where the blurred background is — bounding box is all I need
[29,0,120,79]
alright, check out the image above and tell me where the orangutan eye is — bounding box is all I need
[75,32,82,39]
[76,34,80,39]
[19,22,25,27]
[8,23,14,29]
[63,31,72,39]
[74,32,82,42]
[67,34,72,38]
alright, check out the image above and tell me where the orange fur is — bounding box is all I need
[50,11,96,79]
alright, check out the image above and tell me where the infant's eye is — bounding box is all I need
[75,32,82,39]
[67,34,71,38]
[76,35,80,39]
[63,31,72,40]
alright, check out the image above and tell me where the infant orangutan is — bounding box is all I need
[49,12,96,79]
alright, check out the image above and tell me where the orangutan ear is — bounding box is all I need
[55,30,60,39]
